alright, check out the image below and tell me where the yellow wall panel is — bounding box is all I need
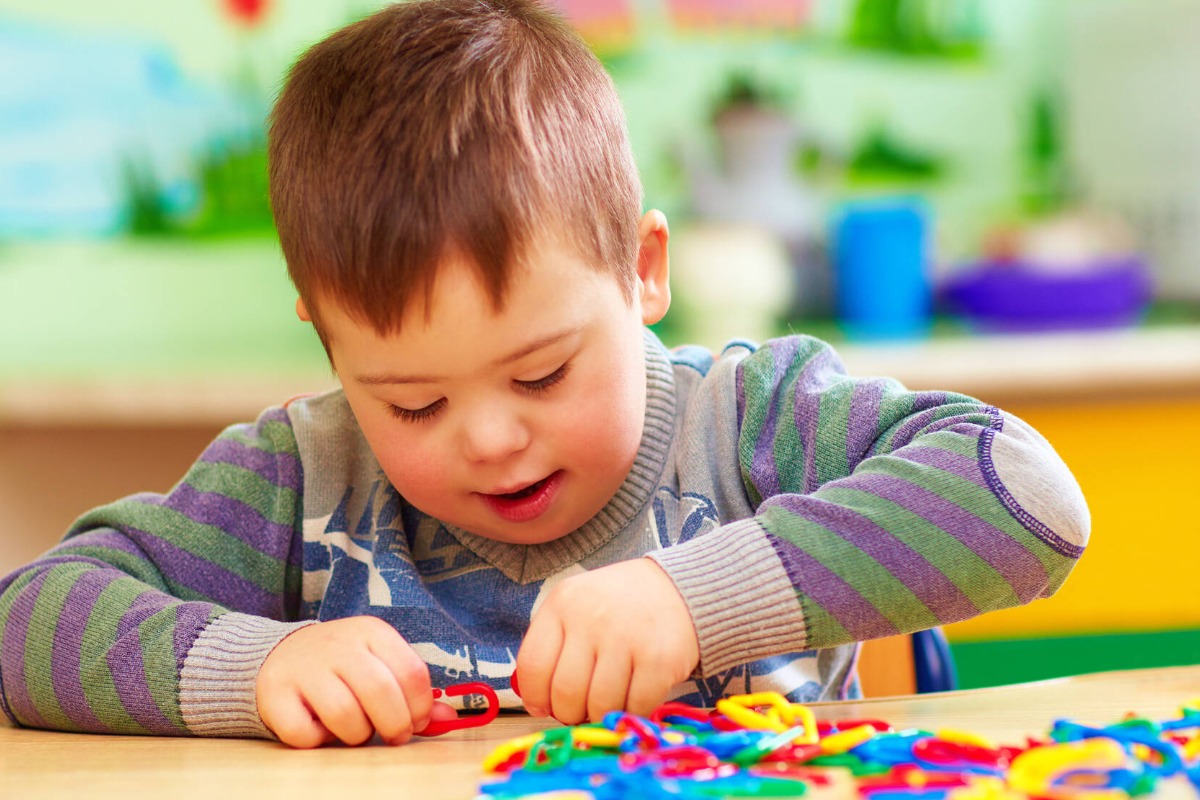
[945,397,1200,642]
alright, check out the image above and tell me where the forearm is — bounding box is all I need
[180,612,317,738]
[0,554,219,733]
[647,519,805,676]
[0,557,310,736]
[0,407,309,735]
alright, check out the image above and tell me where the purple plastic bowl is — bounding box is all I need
[939,256,1154,332]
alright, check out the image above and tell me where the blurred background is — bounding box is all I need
[1,0,1198,691]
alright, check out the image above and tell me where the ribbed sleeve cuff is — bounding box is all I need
[647,519,809,676]
[179,613,317,739]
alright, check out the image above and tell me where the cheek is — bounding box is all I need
[561,358,645,465]
[379,446,443,498]
[360,418,452,507]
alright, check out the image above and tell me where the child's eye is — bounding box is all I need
[516,362,570,395]
[386,398,446,422]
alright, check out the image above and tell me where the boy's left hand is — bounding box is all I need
[514,557,699,725]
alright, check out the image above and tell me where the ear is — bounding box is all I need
[635,209,671,325]
[295,297,312,322]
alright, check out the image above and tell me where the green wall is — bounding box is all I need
[952,628,1200,689]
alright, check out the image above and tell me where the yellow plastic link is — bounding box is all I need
[716,699,788,732]
[947,776,1023,800]
[819,724,876,755]
[1008,738,1127,796]
[716,693,818,742]
[937,728,997,749]
[789,704,818,744]
[1183,733,1200,761]
[481,731,546,773]
[724,692,796,719]
[569,727,624,749]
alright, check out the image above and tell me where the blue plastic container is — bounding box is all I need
[833,199,931,340]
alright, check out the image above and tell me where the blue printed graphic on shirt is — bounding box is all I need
[650,487,720,548]
[301,476,829,706]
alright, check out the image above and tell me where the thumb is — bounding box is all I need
[430,700,459,721]
[414,700,459,733]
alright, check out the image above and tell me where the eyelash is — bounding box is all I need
[385,363,570,423]
[516,362,570,395]
[386,398,446,423]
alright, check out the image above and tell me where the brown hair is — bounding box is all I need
[268,0,643,343]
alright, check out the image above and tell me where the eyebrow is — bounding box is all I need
[355,327,579,386]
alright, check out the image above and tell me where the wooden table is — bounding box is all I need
[3,665,1198,799]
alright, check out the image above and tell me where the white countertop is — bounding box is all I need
[836,324,1200,404]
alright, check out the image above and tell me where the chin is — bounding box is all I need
[473,513,585,545]
[490,526,574,546]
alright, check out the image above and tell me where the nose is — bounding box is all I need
[460,403,531,464]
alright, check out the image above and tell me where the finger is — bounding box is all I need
[260,690,336,749]
[547,639,595,725]
[366,633,433,739]
[625,662,674,718]
[515,615,564,718]
[586,652,633,724]
[417,700,463,738]
[337,656,413,746]
[428,700,459,724]
[304,675,375,746]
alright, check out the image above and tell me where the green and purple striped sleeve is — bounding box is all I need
[653,336,1090,676]
[0,405,310,736]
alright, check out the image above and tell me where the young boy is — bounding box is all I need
[0,0,1089,749]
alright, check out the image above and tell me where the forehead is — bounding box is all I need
[316,241,627,360]
[434,244,627,331]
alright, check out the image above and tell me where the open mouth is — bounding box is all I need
[496,477,550,501]
[480,471,564,523]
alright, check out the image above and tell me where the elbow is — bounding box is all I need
[991,412,1090,544]
[1046,498,1090,595]
[988,412,1091,597]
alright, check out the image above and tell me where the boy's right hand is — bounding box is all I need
[256,616,454,748]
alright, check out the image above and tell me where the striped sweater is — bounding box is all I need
[0,332,1089,737]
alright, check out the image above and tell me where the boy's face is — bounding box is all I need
[309,221,669,545]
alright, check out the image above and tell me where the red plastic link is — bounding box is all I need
[421,681,500,736]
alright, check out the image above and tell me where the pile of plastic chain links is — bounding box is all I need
[473,690,1200,800]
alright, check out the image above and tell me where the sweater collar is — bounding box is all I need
[443,329,676,583]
